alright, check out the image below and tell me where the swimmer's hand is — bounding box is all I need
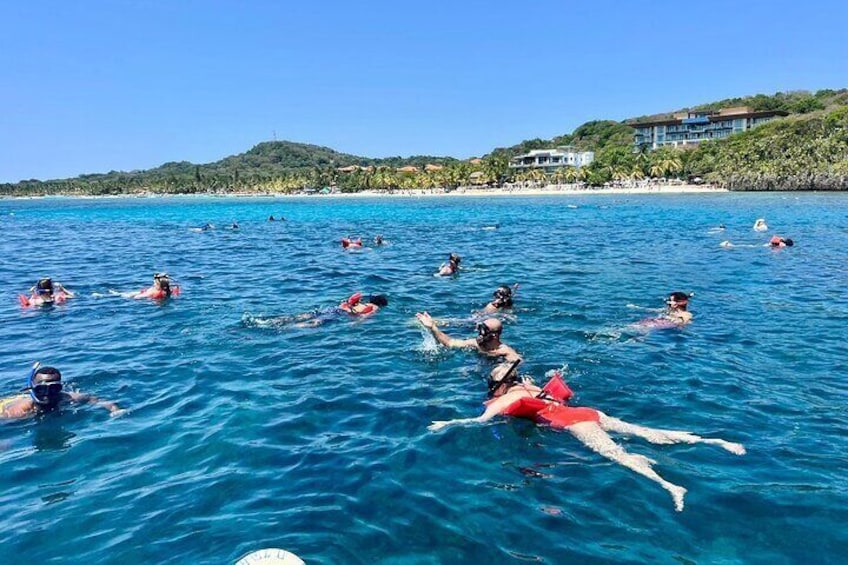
[109,407,129,418]
[416,312,436,329]
[428,420,453,432]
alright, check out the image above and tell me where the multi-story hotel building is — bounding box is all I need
[509,147,594,173]
[631,106,788,150]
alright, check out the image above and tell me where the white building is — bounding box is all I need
[509,147,594,173]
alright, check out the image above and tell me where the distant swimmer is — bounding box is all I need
[373,234,386,246]
[269,216,276,221]
[753,218,768,231]
[634,292,693,329]
[429,362,745,512]
[248,293,388,329]
[416,312,521,362]
[189,223,214,233]
[769,235,794,247]
[721,237,793,249]
[132,273,180,300]
[19,277,75,307]
[341,237,363,249]
[662,291,693,325]
[229,221,239,230]
[0,363,125,420]
[436,253,462,276]
[481,223,500,231]
[481,284,518,314]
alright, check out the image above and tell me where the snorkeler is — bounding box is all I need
[481,284,518,314]
[19,277,75,307]
[663,291,693,325]
[133,273,180,300]
[630,291,693,330]
[373,235,386,246]
[341,237,363,249]
[0,363,125,419]
[429,362,745,512]
[249,293,389,328]
[416,312,521,362]
[437,253,462,276]
[769,236,794,247]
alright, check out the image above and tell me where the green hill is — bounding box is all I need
[2,88,847,194]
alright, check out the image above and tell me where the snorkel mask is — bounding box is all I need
[492,285,513,307]
[487,359,522,398]
[27,362,63,408]
[666,292,692,309]
[476,321,501,346]
[35,278,54,297]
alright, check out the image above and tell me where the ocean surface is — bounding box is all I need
[1,193,846,564]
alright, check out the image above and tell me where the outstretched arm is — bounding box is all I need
[428,397,509,432]
[56,283,75,298]
[416,312,476,348]
[66,392,127,417]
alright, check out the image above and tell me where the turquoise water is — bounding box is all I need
[1,193,846,564]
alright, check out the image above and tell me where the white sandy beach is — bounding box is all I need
[299,183,727,199]
[3,182,727,200]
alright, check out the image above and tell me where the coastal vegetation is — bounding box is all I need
[2,89,846,196]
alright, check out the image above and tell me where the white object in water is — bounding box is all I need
[235,548,305,565]
[753,218,768,231]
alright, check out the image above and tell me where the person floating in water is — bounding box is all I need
[19,277,75,307]
[133,273,180,300]
[753,218,768,231]
[428,361,745,511]
[631,292,693,330]
[373,234,386,246]
[416,312,521,362]
[481,284,517,314]
[341,237,363,249]
[268,216,276,221]
[662,291,693,325]
[437,253,462,276]
[0,363,125,419]
[230,221,239,230]
[769,235,794,247]
[249,293,389,328]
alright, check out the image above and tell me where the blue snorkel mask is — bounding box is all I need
[27,362,63,407]
[35,278,54,296]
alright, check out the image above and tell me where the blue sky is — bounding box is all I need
[1,0,846,183]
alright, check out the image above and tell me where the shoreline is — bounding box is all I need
[3,184,728,200]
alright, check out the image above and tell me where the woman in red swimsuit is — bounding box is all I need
[429,362,746,512]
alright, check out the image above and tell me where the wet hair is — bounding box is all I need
[668,291,691,306]
[449,253,461,265]
[154,273,172,297]
[783,238,794,247]
[368,295,388,307]
[32,366,62,385]
[36,278,54,295]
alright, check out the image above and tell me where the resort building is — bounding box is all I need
[508,146,595,173]
[630,106,788,150]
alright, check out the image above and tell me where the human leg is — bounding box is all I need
[567,421,687,511]
[597,413,746,455]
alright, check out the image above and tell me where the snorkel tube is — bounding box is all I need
[27,361,45,404]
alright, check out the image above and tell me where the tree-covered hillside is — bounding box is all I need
[1,88,846,195]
